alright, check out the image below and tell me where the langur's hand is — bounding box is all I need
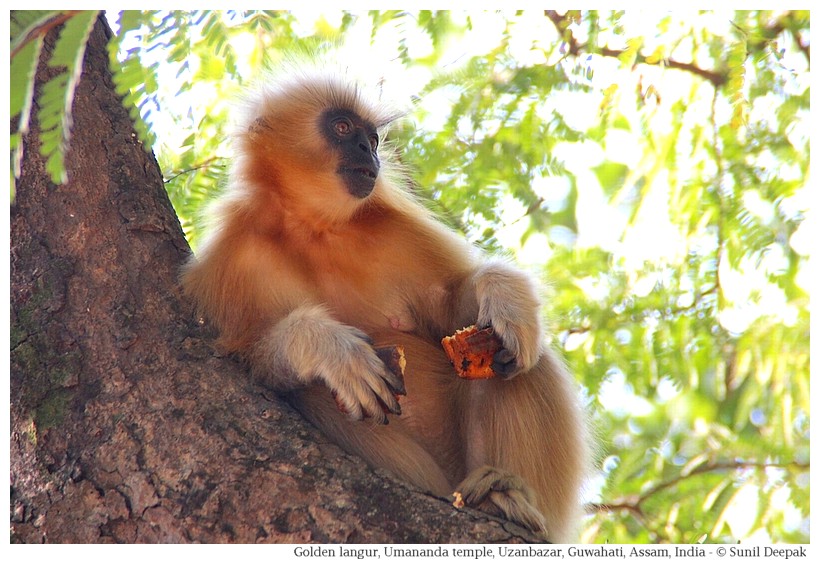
[257,307,406,424]
[474,263,543,379]
[322,327,405,424]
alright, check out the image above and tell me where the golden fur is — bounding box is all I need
[182,68,589,542]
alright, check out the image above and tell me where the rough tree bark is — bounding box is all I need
[10,14,541,544]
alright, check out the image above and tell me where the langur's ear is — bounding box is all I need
[249,117,273,135]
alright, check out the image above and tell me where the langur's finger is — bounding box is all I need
[492,348,520,378]
[374,345,407,395]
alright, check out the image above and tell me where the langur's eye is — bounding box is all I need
[334,119,352,135]
[369,135,379,151]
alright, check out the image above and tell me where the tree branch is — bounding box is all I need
[544,10,727,88]
[597,459,810,520]
[641,460,809,502]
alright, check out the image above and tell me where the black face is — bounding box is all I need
[321,108,380,199]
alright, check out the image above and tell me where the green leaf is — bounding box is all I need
[32,10,98,185]
[619,37,642,67]
[48,11,99,68]
[10,35,44,183]
[592,161,630,196]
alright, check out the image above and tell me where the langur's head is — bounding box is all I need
[235,66,403,222]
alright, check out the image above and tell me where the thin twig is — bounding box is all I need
[597,459,810,519]
[791,29,810,64]
[163,156,220,183]
[544,10,727,87]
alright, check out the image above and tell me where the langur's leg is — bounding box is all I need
[455,465,548,533]
[291,386,453,496]
[459,353,589,542]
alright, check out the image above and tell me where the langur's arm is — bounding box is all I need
[183,234,403,424]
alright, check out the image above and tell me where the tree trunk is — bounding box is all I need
[10,14,539,544]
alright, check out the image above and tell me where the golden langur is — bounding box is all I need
[182,67,590,542]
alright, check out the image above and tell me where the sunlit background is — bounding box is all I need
[107,9,811,543]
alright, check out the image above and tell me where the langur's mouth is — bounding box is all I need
[339,166,378,198]
[341,166,377,180]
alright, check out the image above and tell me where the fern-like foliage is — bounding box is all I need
[105,11,162,149]
[10,12,49,198]
[10,10,99,193]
